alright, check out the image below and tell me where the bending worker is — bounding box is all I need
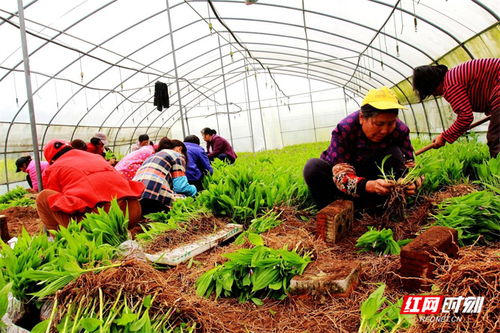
[36,139,144,230]
[304,87,420,211]
[413,58,499,157]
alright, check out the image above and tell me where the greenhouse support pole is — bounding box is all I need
[254,73,268,151]
[243,63,255,152]
[166,0,186,138]
[17,0,43,191]
[184,106,191,134]
[307,78,317,142]
[217,35,234,146]
[213,97,221,134]
[343,88,349,117]
[273,87,285,147]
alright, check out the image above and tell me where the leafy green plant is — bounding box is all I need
[0,199,130,301]
[432,189,500,246]
[234,211,282,245]
[356,227,411,255]
[0,281,12,330]
[0,186,28,204]
[0,186,34,210]
[474,155,500,186]
[137,197,207,242]
[80,199,130,247]
[358,284,414,333]
[196,240,311,304]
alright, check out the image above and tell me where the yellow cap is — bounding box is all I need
[361,86,407,110]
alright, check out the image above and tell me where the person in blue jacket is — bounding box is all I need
[184,135,213,191]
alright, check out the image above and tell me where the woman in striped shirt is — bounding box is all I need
[413,58,500,157]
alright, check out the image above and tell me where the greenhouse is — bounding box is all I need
[0,0,499,332]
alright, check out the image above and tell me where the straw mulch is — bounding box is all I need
[55,186,496,332]
[409,245,500,333]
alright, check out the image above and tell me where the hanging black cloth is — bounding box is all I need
[154,81,170,111]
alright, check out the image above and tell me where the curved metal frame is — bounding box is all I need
[1,0,495,188]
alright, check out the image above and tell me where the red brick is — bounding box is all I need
[316,200,353,244]
[0,215,9,242]
[400,226,459,291]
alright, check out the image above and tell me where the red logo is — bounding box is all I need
[401,296,444,314]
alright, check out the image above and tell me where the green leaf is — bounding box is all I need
[251,297,264,306]
[80,317,103,332]
[114,313,138,326]
[30,319,50,333]
[247,233,264,246]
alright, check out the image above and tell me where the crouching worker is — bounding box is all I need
[15,155,49,192]
[304,87,420,212]
[36,139,145,230]
[133,138,197,215]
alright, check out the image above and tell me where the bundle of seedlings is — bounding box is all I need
[142,213,228,254]
[36,292,195,332]
[136,196,208,242]
[54,260,197,331]
[409,245,500,333]
[432,189,500,245]
[378,156,424,222]
[355,227,411,255]
[196,234,311,305]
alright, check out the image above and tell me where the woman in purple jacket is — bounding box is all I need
[184,135,213,191]
[200,128,237,164]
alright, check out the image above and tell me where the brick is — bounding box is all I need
[0,215,10,242]
[290,260,360,297]
[400,226,459,291]
[316,200,353,244]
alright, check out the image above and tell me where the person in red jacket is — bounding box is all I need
[413,58,499,157]
[200,127,237,164]
[36,139,145,230]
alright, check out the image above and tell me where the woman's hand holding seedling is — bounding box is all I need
[366,179,394,195]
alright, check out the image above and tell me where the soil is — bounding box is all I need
[144,215,229,253]
[0,206,41,237]
[50,183,494,332]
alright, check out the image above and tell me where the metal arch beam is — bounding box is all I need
[112,26,425,146]
[205,0,475,59]
[471,0,500,21]
[7,2,436,154]
[123,51,379,146]
[127,48,413,146]
[126,59,366,149]
[130,42,420,141]
[2,0,121,187]
[11,8,423,148]
[0,0,119,82]
[2,2,172,165]
[153,68,365,142]
[100,17,425,137]
[368,0,474,59]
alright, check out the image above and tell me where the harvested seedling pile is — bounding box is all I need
[410,245,500,333]
[55,259,197,327]
[144,214,228,253]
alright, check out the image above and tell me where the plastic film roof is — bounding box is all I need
[0,0,499,158]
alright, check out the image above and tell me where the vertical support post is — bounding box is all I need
[184,106,190,135]
[254,73,267,151]
[273,86,285,147]
[217,35,234,146]
[17,0,43,191]
[166,0,186,138]
[307,78,317,142]
[213,96,220,133]
[342,88,349,117]
[243,62,255,152]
